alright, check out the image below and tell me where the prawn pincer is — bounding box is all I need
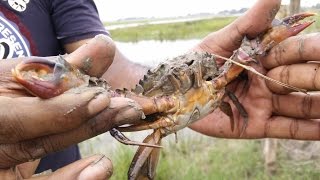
[12,13,315,180]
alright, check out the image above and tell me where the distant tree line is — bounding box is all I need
[217,8,248,15]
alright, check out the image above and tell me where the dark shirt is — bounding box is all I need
[0,0,108,172]
[0,0,108,58]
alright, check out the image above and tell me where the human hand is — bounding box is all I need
[190,0,320,140]
[0,35,143,178]
[1,155,113,179]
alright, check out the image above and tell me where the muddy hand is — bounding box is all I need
[190,0,320,140]
[256,12,315,56]
[12,56,175,120]
[262,32,320,94]
[192,12,312,137]
[0,34,142,170]
[12,34,179,151]
[210,12,315,91]
[1,155,113,179]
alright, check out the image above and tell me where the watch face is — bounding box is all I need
[8,0,30,12]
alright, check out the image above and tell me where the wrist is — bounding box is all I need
[102,49,149,89]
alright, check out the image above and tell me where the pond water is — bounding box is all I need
[115,39,200,66]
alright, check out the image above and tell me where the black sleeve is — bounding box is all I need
[51,0,109,45]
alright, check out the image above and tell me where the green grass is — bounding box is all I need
[108,137,320,180]
[108,16,237,42]
[109,145,134,180]
[104,19,150,26]
[107,13,320,42]
[305,13,320,33]
[155,138,265,180]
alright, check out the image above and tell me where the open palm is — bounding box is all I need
[190,0,320,140]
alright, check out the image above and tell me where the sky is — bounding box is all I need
[94,0,320,22]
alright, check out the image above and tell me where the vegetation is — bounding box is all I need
[305,13,320,33]
[109,136,320,180]
[107,13,320,42]
[108,16,236,42]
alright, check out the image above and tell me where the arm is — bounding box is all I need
[102,48,149,89]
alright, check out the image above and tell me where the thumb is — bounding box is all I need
[31,155,113,180]
[0,87,110,144]
[195,0,281,57]
[65,34,116,78]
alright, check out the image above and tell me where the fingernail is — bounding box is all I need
[91,155,106,166]
[88,92,110,115]
[93,156,113,178]
[79,155,113,180]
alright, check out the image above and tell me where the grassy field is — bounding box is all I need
[107,134,320,180]
[108,16,236,42]
[80,129,320,180]
[108,14,320,42]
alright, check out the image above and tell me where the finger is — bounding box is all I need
[0,58,36,97]
[0,97,142,168]
[191,109,320,140]
[189,108,245,139]
[272,92,320,119]
[0,57,24,73]
[0,61,28,97]
[261,33,320,69]
[264,116,320,140]
[76,155,113,180]
[0,87,110,143]
[266,63,320,94]
[197,0,280,57]
[65,34,116,77]
[32,155,113,180]
[16,160,40,178]
[225,0,280,40]
[0,167,16,179]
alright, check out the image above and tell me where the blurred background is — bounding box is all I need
[80,0,320,179]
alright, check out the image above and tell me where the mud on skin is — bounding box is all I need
[11,13,315,180]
